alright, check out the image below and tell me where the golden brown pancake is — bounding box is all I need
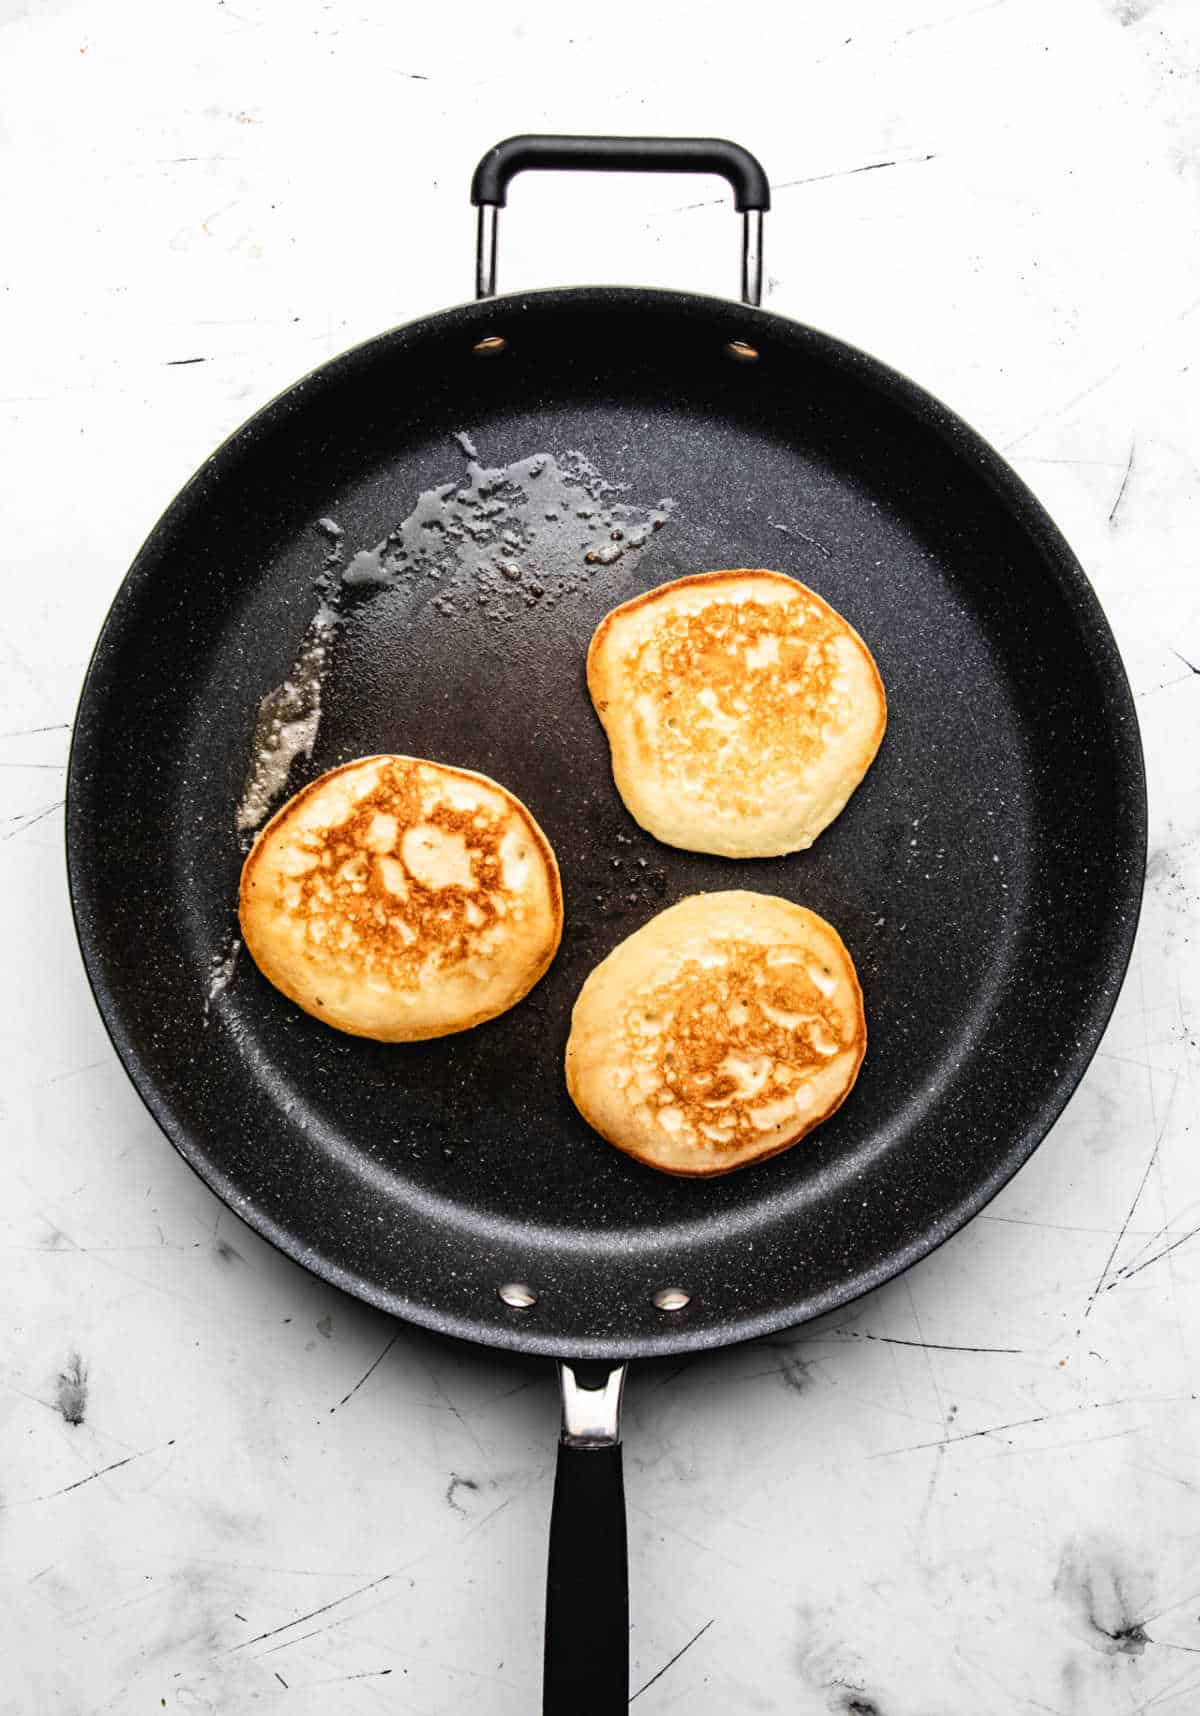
[587,569,886,857]
[239,755,562,1040]
[565,892,865,1177]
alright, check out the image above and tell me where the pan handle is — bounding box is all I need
[543,1359,629,1715]
[470,133,769,306]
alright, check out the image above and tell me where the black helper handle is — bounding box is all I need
[543,1361,629,1715]
[471,134,770,210]
[470,133,770,305]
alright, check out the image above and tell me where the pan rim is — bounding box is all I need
[65,284,1147,1359]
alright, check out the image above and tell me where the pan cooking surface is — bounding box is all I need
[67,290,1144,1356]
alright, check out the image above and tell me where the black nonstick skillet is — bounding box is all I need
[66,136,1146,1713]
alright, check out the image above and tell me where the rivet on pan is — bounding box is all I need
[653,1287,691,1312]
[724,340,759,363]
[473,335,508,357]
[498,1281,537,1309]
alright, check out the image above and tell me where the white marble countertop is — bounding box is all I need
[4,1,1199,1711]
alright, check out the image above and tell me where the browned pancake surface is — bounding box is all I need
[240,755,561,1040]
[565,891,865,1176]
[587,570,887,857]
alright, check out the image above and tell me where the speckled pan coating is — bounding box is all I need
[65,287,1146,1360]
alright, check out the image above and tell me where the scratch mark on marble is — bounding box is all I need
[259,1616,361,1655]
[667,154,936,211]
[2,1375,71,1418]
[428,1370,487,1457]
[1022,1694,1071,1716]
[1082,1098,1171,1319]
[330,1333,398,1412]
[976,1424,1141,1461]
[22,1216,298,1319]
[36,1060,107,1088]
[1138,671,1198,700]
[738,1352,819,1393]
[228,1572,392,1652]
[983,1212,1141,1237]
[905,1278,952,1528]
[408,1659,521,1694]
[307,1668,394,1683]
[1082,1161,1158,1316]
[1018,456,1128,468]
[463,1494,513,1540]
[895,0,1010,40]
[1109,437,1135,525]
[1,799,64,840]
[775,153,937,193]
[1127,1459,1200,1495]
[0,722,69,738]
[1144,1585,1200,1629]
[1003,363,1127,452]
[873,1395,1177,1457]
[1097,1049,1167,1073]
[1005,295,1200,453]
[825,1331,1025,1355]
[180,1554,370,1580]
[649,1359,697,1390]
[629,1617,714,1702]
[165,356,207,366]
[10,1238,195,1254]
[1115,1191,1200,1280]
[274,1671,288,1688]
[22,1438,175,1503]
[1113,1223,1200,1287]
[464,1374,543,1413]
[1130,1665,1200,1715]
[1170,649,1200,677]
[627,1502,749,1574]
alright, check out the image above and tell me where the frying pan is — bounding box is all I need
[66,135,1146,1712]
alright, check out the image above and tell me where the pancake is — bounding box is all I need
[239,755,562,1040]
[565,891,865,1177]
[586,569,886,857]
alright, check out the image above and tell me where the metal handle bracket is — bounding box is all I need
[558,1359,626,1448]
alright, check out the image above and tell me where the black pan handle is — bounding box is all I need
[543,1360,629,1715]
[470,133,769,306]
